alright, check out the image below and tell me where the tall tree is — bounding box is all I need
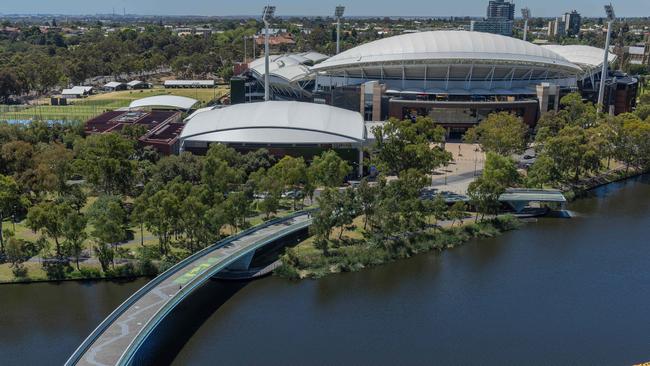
[464,112,528,156]
[373,117,451,176]
[308,150,351,188]
[0,174,23,253]
[74,133,136,195]
[87,195,128,268]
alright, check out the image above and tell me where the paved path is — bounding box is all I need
[69,213,311,366]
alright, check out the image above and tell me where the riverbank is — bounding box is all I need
[276,215,521,279]
[562,166,648,201]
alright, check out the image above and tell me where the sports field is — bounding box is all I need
[0,87,228,123]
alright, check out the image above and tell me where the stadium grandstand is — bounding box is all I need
[232,30,636,138]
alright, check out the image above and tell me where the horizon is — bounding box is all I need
[0,0,649,19]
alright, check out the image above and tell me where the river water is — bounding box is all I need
[2,176,650,365]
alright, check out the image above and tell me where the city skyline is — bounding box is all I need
[1,0,649,18]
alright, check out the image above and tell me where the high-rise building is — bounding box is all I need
[548,18,566,38]
[487,0,515,20]
[471,19,513,36]
[563,10,581,36]
[472,0,515,36]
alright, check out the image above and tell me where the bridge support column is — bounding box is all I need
[226,251,256,271]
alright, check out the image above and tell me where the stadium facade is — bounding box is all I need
[233,30,638,139]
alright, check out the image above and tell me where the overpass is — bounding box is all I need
[66,211,312,366]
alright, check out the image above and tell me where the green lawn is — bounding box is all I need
[0,87,229,123]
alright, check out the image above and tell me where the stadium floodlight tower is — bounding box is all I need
[598,3,615,114]
[521,8,531,42]
[335,5,345,54]
[262,5,276,101]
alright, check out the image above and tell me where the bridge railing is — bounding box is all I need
[65,210,311,366]
[119,216,313,365]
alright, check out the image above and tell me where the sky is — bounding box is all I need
[1,0,648,18]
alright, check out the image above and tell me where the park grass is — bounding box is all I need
[0,86,229,123]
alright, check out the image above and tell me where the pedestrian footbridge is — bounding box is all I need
[66,212,312,366]
[499,188,567,214]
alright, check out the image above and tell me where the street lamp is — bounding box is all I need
[335,5,345,54]
[597,3,615,114]
[262,5,276,101]
[521,8,531,42]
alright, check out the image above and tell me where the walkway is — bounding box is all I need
[67,212,312,366]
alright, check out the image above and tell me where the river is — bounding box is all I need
[2,176,650,365]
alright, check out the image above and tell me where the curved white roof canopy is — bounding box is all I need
[248,52,328,84]
[313,30,583,74]
[181,101,365,145]
[541,45,617,70]
[129,95,198,110]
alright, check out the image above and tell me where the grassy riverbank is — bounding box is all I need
[276,215,521,280]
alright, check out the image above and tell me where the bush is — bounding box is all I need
[136,259,159,276]
[105,263,137,278]
[79,266,103,279]
[12,264,28,279]
[42,259,72,280]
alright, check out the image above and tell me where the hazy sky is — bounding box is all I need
[1,0,648,18]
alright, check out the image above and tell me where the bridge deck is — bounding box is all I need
[70,213,311,366]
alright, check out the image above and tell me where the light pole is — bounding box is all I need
[262,5,276,101]
[335,5,345,54]
[521,8,531,42]
[597,4,615,114]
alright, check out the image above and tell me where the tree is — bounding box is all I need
[0,69,22,103]
[482,152,521,188]
[468,153,520,220]
[356,178,377,230]
[269,156,308,210]
[224,191,252,232]
[526,155,556,188]
[201,144,244,196]
[0,174,23,253]
[74,133,136,195]
[373,117,451,176]
[26,201,70,258]
[448,201,466,227]
[542,125,601,182]
[62,211,88,270]
[87,195,128,269]
[464,112,528,156]
[308,151,351,188]
[5,237,28,277]
[429,194,448,232]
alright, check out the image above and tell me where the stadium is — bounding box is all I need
[233,31,636,138]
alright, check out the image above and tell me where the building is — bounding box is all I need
[563,11,581,36]
[164,80,215,88]
[548,18,566,38]
[61,86,93,98]
[487,0,515,20]
[234,52,329,102]
[128,95,199,111]
[471,19,513,36]
[127,80,151,90]
[471,0,514,36]
[84,109,183,154]
[179,101,366,177]
[543,45,638,114]
[311,31,583,137]
[103,82,126,92]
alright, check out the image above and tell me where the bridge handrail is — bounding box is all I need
[65,210,311,366]
[118,217,313,365]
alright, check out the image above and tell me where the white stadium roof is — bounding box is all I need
[541,45,617,70]
[180,101,365,145]
[129,95,198,110]
[313,31,582,74]
[248,52,329,84]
